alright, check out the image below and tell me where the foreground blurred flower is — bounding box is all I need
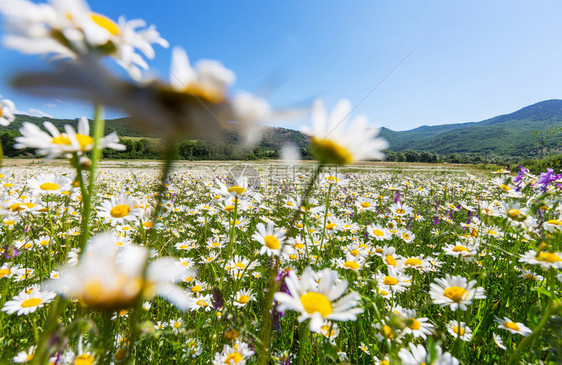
[12,53,274,142]
[274,267,363,332]
[14,116,125,159]
[0,0,168,80]
[0,98,15,126]
[302,99,388,165]
[47,232,192,311]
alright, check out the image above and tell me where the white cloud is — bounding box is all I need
[44,102,57,108]
[15,108,55,119]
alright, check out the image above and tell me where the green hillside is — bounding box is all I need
[7,99,562,160]
[381,99,562,158]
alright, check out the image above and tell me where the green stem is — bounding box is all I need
[297,322,310,365]
[32,298,67,365]
[78,105,104,255]
[507,296,557,365]
[257,164,323,365]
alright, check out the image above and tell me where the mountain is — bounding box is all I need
[7,99,562,159]
[380,99,562,158]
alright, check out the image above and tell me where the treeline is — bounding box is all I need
[0,131,312,161]
[383,149,514,165]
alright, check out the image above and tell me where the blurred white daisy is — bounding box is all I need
[302,99,387,165]
[0,98,15,126]
[15,117,125,159]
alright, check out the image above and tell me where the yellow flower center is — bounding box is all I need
[110,204,130,218]
[536,252,561,263]
[385,255,396,267]
[191,285,202,293]
[453,246,469,252]
[326,223,337,230]
[237,295,250,304]
[310,136,353,165]
[408,319,421,330]
[506,209,522,219]
[223,352,243,364]
[452,326,465,336]
[0,269,10,278]
[21,298,42,307]
[350,249,360,256]
[396,208,406,214]
[228,186,246,195]
[382,325,394,339]
[75,354,95,365]
[383,276,398,285]
[372,229,385,237]
[443,286,468,302]
[40,182,60,191]
[51,134,94,150]
[9,203,24,212]
[547,219,562,225]
[264,235,280,250]
[343,261,360,270]
[402,233,410,240]
[405,258,422,266]
[361,202,370,208]
[300,292,333,316]
[143,222,154,228]
[225,205,235,212]
[294,243,304,250]
[183,83,226,103]
[196,299,208,307]
[173,322,181,328]
[90,13,120,36]
[504,321,520,331]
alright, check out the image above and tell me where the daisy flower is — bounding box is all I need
[252,221,286,257]
[495,317,532,336]
[98,195,143,224]
[0,0,168,80]
[447,320,473,341]
[519,250,562,270]
[429,274,486,311]
[401,309,434,339]
[493,333,507,350]
[0,98,15,126]
[273,266,363,332]
[212,341,255,365]
[302,99,387,165]
[2,287,56,315]
[373,269,412,294]
[398,343,459,365]
[27,173,71,195]
[232,289,256,308]
[47,232,192,311]
[13,346,36,363]
[15,117,125,159]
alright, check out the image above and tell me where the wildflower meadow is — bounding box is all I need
[0,1,560,364]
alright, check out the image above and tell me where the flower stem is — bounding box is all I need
[257,163,323,365]
[79,104,104,255]
[507,295,557,364]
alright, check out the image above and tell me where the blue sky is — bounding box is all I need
[1,0,562,131]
